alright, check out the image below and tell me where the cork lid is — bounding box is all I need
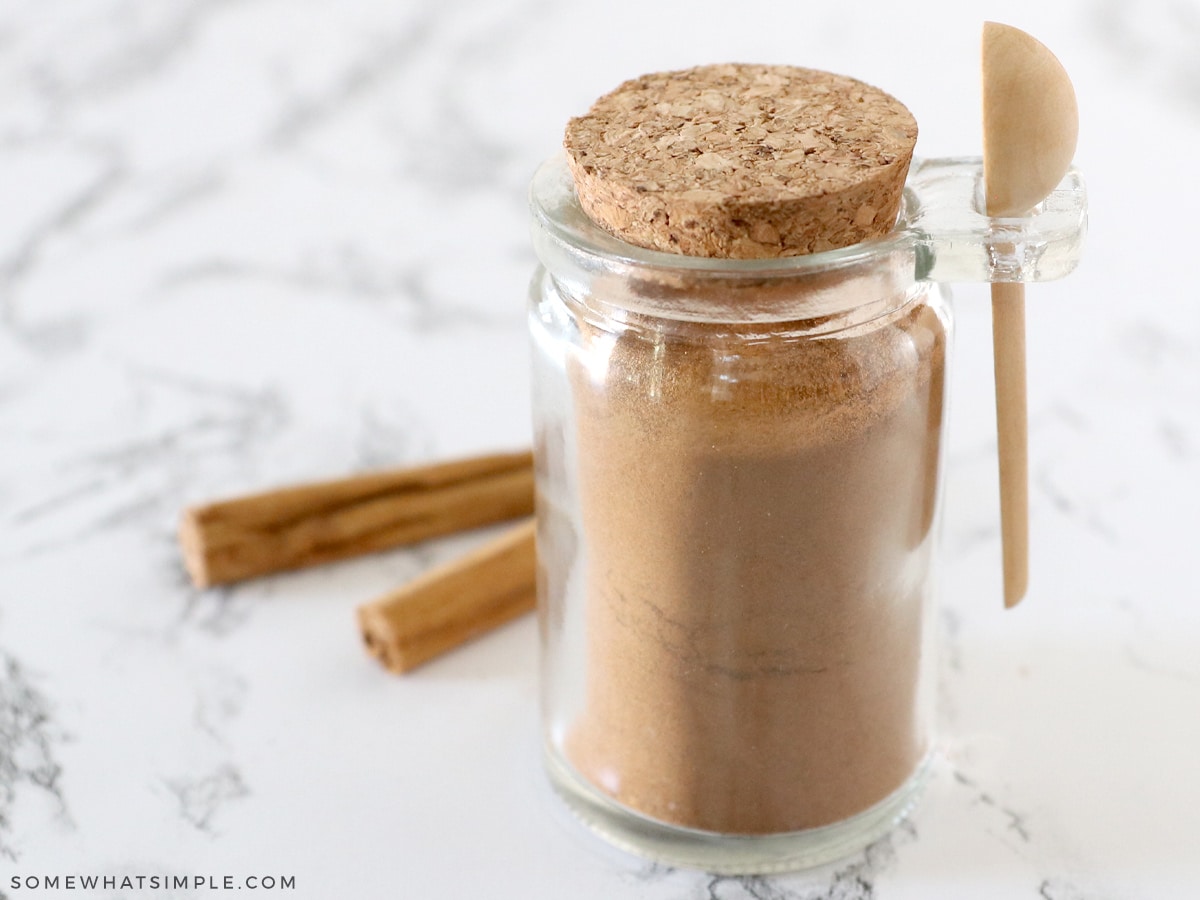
[564,63,918,259]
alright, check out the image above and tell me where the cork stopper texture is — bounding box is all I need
[564,63,918,258]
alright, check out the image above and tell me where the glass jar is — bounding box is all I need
[529,154,1086,873]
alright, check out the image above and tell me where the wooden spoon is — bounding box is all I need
[982,22,1078,608]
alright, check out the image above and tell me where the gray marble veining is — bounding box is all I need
[0,653,69,861]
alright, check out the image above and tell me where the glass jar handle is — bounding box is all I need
[902,156,1087,285]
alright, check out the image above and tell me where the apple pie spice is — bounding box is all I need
[538,63,948,839]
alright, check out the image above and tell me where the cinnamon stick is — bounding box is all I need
[357,518,536,674]
[179,450,534,587]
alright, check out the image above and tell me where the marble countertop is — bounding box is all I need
[1,0,1197,897]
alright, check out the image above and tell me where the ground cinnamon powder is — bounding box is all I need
[549,63,940,840]
[554,64,945,835]
[565,298,946,834]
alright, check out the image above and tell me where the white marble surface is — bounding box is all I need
[1,0,1197,897]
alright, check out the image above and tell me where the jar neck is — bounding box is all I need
[529,154,924,335]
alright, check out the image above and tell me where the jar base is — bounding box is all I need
[544,743,932,875]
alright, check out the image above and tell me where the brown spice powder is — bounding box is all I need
[565,296,947,834]
[552,62,942,837]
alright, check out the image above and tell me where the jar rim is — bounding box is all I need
[530,153,918,278]
[529,153,923,326]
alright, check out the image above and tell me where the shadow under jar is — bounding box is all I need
[529,152,951,873]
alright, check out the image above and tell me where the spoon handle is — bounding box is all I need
[991,281,1029,607]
